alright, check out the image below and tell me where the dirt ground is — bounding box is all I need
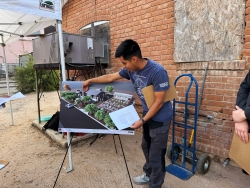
[1,91,250,188]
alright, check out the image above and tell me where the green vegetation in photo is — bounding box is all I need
[105,86,114,93]
[81,96,91,102]
[104,114,115,129]
[94,110,106,120]
[61,92,75,97]
[84,104,98,115]
[62,92,77,100]
[74,98,81,105]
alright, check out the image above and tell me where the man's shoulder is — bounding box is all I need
[147,59,165,71]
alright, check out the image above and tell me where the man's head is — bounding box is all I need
[115,39,142,71]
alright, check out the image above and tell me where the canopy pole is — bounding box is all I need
[57,20,66,81]
[1,35,14,125]
[57,20,73,173]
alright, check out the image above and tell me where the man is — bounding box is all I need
[82,39,172,187]
[232,71,250,175]
[233,71,250,143]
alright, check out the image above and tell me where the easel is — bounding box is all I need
[34,58,107,174]
[88,133,133,188]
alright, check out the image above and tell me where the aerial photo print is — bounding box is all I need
[59,81,139,135]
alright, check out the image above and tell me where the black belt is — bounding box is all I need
[142,112,164,130]
[147,119,164,129]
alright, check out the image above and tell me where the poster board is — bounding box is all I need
[229,132,250,174]
[142,77,177,109]
[58,81,138,135]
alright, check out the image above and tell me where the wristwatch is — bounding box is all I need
[141,118,146,124]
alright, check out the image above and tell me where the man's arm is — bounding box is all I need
[236,70,250,109]
[82,72,123,91]
[130,90,166,129]
[233,71,250,143]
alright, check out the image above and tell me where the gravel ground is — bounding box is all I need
[1,91,250,188]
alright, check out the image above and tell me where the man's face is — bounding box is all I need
[118,56,138,72]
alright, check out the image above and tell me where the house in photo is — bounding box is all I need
[85,89,105,102]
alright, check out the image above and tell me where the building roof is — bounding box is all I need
[86,89,102,96]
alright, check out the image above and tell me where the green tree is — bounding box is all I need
[105,86,114,93]
[74,98,81,105]
[61,92,67,97]
[62,92,75,98]
[14,55,59,94]
[94,110,106,120]
[104,114,115,129]
[64,93,77,101]
[81,95,91,102]
[84,104,98,115]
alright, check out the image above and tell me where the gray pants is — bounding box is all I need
[141,119,170,188]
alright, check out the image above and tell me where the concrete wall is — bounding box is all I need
[62,0,250,158]
[0,39,33,64]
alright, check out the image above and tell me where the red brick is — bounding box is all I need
[205,95,223,101]
[216,113,233,121]
[223,108,234,115]
[224,96,237,103]
[206,128,222,136]
[206,106,223,112]
[209,140,225,149]
[221,132,234,139]
[247,1,250,8]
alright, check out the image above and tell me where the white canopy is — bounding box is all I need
[0,0,71,171]
[0,0,66,125]
[0,0,63,45]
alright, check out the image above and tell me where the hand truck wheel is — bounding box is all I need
[196,153,211,174]
[167,144,181,161]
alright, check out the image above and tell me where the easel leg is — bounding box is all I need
[89,134,104,146]
[113,134,118,154]
[117,135,133,188]
[66,132,73,173]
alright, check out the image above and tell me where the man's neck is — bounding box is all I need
[137,58,148,70]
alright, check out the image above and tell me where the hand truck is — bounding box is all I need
[166,74,211,180]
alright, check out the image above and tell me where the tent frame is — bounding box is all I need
[0,20,73,173]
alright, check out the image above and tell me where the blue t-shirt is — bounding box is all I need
[119,59,173,122]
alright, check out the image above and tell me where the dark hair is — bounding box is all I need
[115,39,142,60]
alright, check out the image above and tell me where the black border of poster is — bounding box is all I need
[58,81,137,135]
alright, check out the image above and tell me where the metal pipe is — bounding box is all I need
[57,20,73,172]
[0,23,22,25]
[0,30,24,37]
[198,65,208,112]
[57,20,66,81]
[1,35,14,125]
[35,70,41,123]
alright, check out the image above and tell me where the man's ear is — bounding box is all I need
[131,56,138,63]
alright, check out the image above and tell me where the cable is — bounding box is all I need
[118,135,133,188]
[53,133,74,188]
[112,134,118,154]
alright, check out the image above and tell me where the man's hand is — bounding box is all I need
[235,120,249,143]
[82,80,90,92]
[130,120,143,129]
[232,106,247,123]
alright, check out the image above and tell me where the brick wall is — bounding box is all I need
[172,60,247,158]
[62,0,250,158]
[62,0,176,74]
[244,0,250,68]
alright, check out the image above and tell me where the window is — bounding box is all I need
[79,21,110,65]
